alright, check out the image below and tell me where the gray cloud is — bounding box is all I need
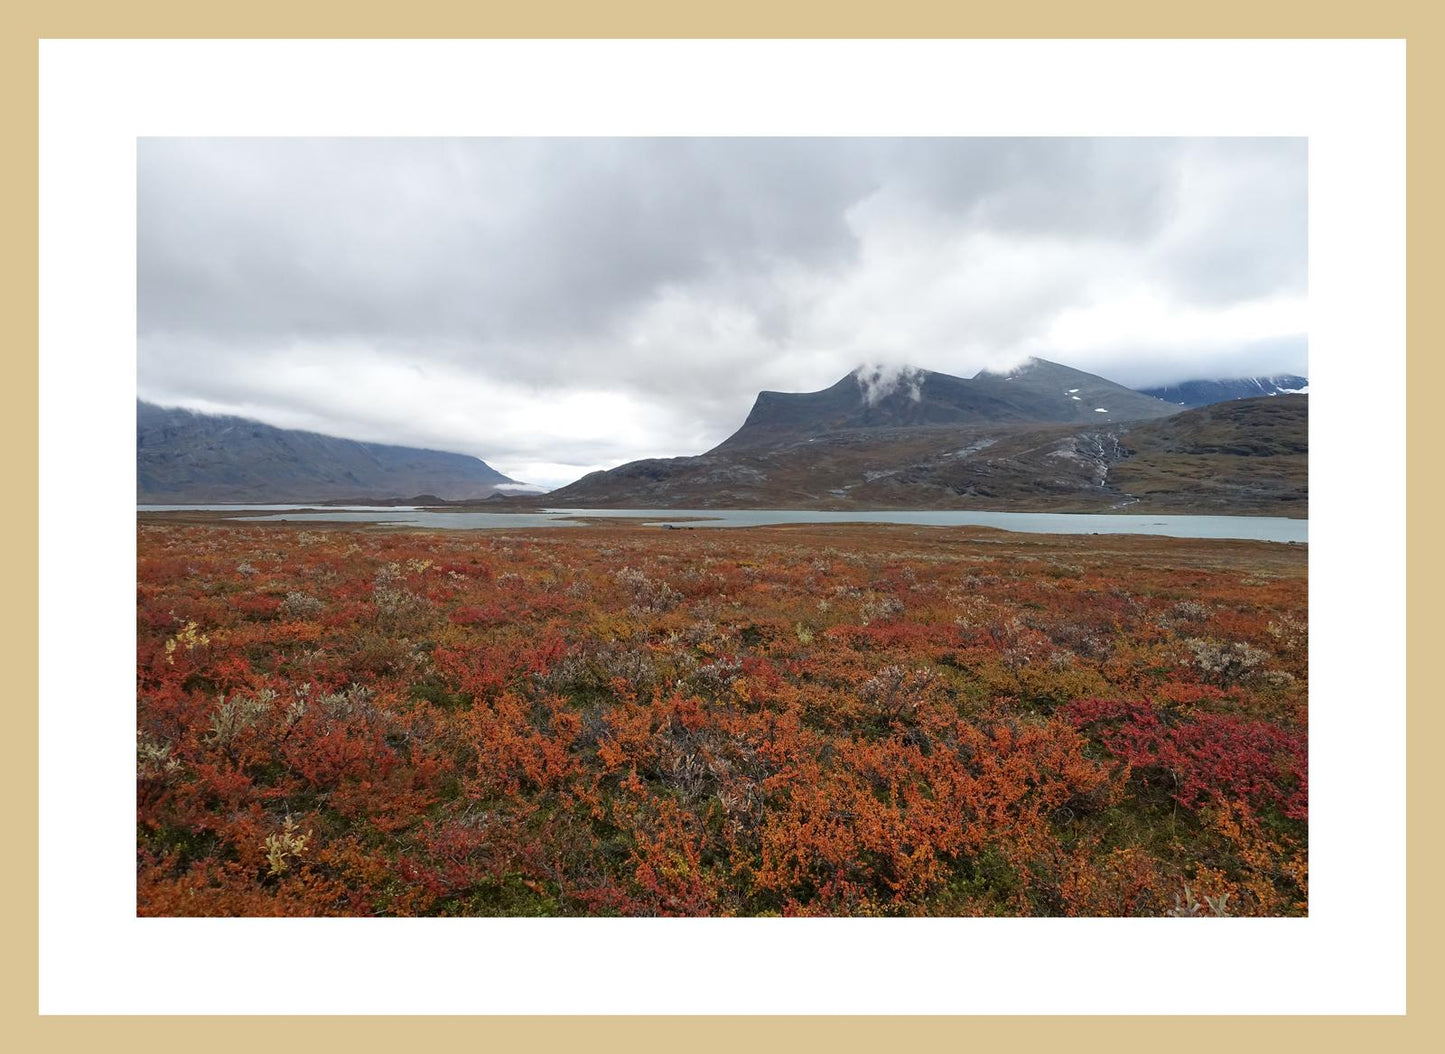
[138,137,1307,487]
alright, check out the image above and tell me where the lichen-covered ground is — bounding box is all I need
[137,521,1307,916]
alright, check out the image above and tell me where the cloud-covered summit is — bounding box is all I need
[855,364,926,406]
[139,137,1306,488]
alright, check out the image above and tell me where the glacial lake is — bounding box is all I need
[137,505,1308,544]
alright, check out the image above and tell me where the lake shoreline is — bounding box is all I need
[139,499,1308,520]
[138,505,1308,544]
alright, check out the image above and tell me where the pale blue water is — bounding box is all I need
[138,504,423,512]
[139,505,1307,543]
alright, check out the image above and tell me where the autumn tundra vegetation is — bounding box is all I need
[137,520,1307,917]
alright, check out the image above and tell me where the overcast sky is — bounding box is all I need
[138,137,1307,488]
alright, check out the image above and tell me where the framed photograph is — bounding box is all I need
[25,18,1422,1048]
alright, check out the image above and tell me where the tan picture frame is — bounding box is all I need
[9,2,1436,1048]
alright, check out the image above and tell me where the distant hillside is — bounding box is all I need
[137,402,518,503]
[873,394,1308,516]
[1104,395,1307,514]
[1140,375,1308,408]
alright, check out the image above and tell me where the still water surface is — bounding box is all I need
[138,505,1307,543]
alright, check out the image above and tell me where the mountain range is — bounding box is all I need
[137,401,522,503]
[137,359,1308,514]
[1139,375,1309,408]
[544,358,1307,516]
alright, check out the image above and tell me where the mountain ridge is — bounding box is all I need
[714,357,1179,451]
[137,401,521,503]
